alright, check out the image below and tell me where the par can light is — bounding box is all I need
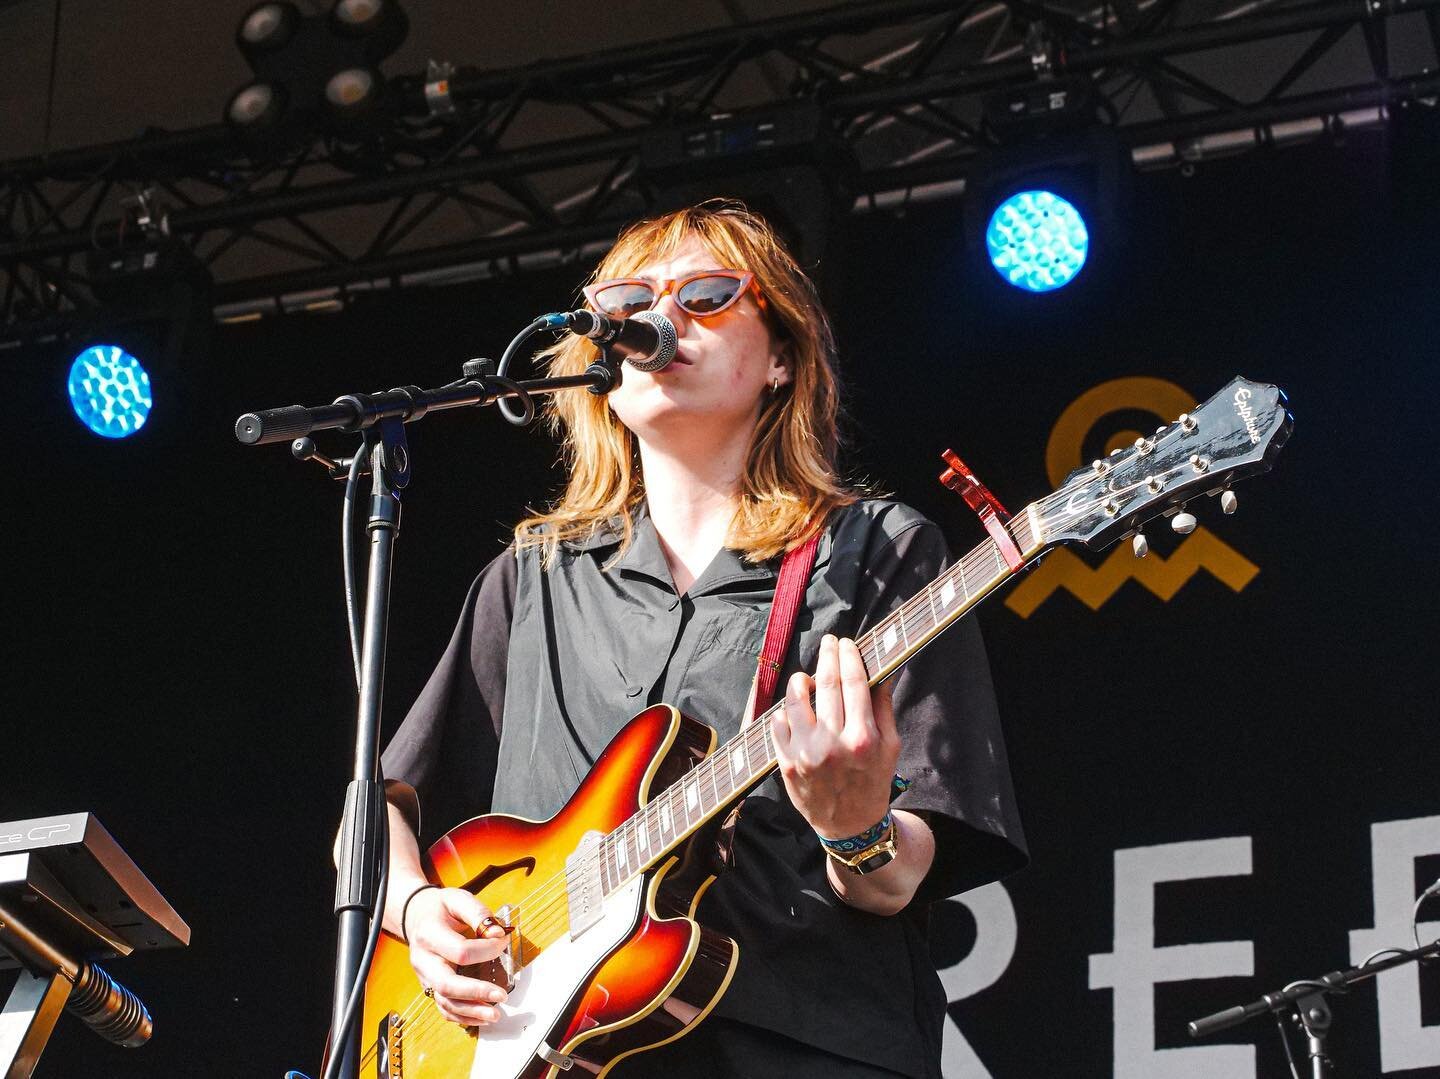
[237,2,299,57]
[985,189,1089,293]
[67,345,153,439]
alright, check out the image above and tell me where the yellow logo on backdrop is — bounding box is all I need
[1005,377,1260,619]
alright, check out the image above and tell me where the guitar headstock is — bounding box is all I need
[1038,376,1292,550]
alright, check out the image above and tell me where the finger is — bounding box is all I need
[415,921,506,967]
[439,888,489,934]
[412,953,506,1004]
[871,678,898,744]
[435,997,503,1026]
[812,634,844,734]
[784,671,817,733]
[770,702,791,760]
[838,638,877,744]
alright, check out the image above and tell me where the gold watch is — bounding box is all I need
[825,819,898,875]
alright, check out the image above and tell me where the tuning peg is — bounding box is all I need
[1171,512,1197,535]
[1179,413,1198,433]
[1219,490,1237,514]
[1132,533,1149,558]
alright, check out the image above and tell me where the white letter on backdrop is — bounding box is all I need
[1089,837,1256,1079]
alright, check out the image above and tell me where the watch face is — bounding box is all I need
[850,844,898,875]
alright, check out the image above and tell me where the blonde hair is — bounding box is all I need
[514,199,857,565]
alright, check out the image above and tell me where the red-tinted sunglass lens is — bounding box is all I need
[676,275,743,315]
[592,282,655,317]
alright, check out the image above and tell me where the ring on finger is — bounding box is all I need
[423,986,435,998]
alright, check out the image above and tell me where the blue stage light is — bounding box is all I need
[67,345,153,438]
[985,190,1089,292]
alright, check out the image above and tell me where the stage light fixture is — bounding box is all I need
[330,0,408,57]
[67,345,153,439]
[324,67,383,121]
[226,81,287,132]
[985,189,1089,293]
[237,2,300,58]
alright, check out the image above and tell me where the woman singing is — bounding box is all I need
[377,199,1026,1078]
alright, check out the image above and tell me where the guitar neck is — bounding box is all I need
[597,505,1046,892]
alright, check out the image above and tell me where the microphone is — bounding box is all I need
[547,310,678,372]
[68,960,153,1047]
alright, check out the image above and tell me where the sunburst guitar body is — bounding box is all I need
[359,704,738,1079]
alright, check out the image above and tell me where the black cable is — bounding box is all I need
[42,0,62,153]
[320,790,388,1079]
[1274,1011,1303,1079]
[310,447,390,1079]
[1413,878,1440,949]
[495,316,558,425]
[342,451,365,687]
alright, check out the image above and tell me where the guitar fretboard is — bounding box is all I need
[595,505,1043,896]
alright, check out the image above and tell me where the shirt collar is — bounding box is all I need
[562,503,780,592]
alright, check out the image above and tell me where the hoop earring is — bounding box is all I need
[770,377,781,395]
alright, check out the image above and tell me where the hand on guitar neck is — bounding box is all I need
[774,634,936,916]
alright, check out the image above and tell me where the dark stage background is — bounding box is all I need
[7,128,1439,1077]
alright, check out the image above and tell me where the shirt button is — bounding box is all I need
[626,684,644,697]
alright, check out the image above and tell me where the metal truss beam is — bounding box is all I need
[3,0,1437,343]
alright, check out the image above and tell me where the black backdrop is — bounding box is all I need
[8,125,1439,1077]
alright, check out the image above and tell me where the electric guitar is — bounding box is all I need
[356,376,1292,1078]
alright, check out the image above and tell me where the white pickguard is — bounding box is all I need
[466,874,645,1079]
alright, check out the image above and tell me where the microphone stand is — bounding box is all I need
[235,351,620,1079]
[1187,938,1439,1079]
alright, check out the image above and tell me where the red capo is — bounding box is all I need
[938,449,1025,571]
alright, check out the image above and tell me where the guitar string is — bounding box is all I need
[359,527,1044,1065]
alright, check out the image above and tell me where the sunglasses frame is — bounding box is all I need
[583,269,762,320]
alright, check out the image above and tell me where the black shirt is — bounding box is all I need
[382,498,1026,1077]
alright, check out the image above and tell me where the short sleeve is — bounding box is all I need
[854,517,1028,902]
[380,548,517,845]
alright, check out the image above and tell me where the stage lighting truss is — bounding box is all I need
[1,0,1438,344]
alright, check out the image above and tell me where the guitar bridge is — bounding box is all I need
[377,1011,403,1078]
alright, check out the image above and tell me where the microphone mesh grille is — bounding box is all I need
[628,311,679,372]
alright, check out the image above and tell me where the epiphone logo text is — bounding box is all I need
[1234,387,1263,445]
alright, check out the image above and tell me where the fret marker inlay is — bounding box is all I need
[941,579,955,606]
[882,626,898,653]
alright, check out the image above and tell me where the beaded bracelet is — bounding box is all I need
[817,811,893,855]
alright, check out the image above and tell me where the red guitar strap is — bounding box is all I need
[749,524,823,723]
[712,523,823,872]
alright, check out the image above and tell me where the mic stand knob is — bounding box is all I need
[585,349,622,395]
